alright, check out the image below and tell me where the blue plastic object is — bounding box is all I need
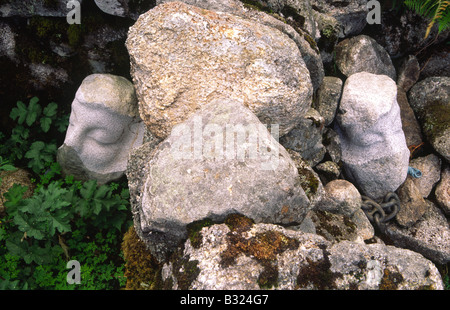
[408,166,422,178]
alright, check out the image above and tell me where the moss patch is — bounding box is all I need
[298,167,320,198]
[379,267,404,290]
[240,0,274,13]
[302,32,320,53]
[421,101,450,142]
[296,246,341,289]
[186,218,214,248]
[313,210,358,242]
[28,16,66,40]
[171,257,201,290]
[224,213,254,232]
[220,214,299,289]
[122,225,162,290]
[287,149,320,199]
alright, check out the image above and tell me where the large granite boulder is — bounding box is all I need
[155,0,325,92]
[335,72,409,200]
[127,99,312,262]
[161,218,444,290]
[126,1,313,139]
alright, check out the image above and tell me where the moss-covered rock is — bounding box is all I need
[159,219,444,289]
[121,225,162,290]
[408,77,450,162]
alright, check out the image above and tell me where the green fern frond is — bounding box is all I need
[437,1,450,31]
[404,0,450,38]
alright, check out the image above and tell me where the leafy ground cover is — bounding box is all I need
[0,98,132,290]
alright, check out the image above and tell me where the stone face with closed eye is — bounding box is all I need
[57,74,145,185]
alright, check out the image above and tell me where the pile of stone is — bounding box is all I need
[56,0,449,290]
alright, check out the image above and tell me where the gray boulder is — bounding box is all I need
[28,63,70,91]
[310,0,368,38]
[419,47,450,79]
[313,76,343,126]
[397,87,423,148]
[0,21,17,61]
[386,201,450,265]
[395,177,431,228]
[286,149,325,208]
[397,55,420,92]
[408,77,450,162]
[315,161,341,184]
[335,35,396,81]
[335,72,409,200]
[409,154,441,198]
[306,179,374,244]
[161,220,444,290]
[323,127,342,164]
[408,77,450,115]
[94,0,129,17]
[127,99,312,262]
[127,1,313,140]
[279,108,326,167]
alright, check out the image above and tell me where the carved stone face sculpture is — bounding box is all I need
[57,74,145,184]
[335,72,410,200]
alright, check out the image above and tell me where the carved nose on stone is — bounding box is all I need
[64,125,84,149]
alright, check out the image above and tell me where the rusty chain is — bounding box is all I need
[361,192,400,232]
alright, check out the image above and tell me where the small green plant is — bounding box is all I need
[404,0,450,37]
[0,157,17,173]
[0,177,132,289]
[25,141,58,174]
[10,97,59,133]
[1,97,68,174]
